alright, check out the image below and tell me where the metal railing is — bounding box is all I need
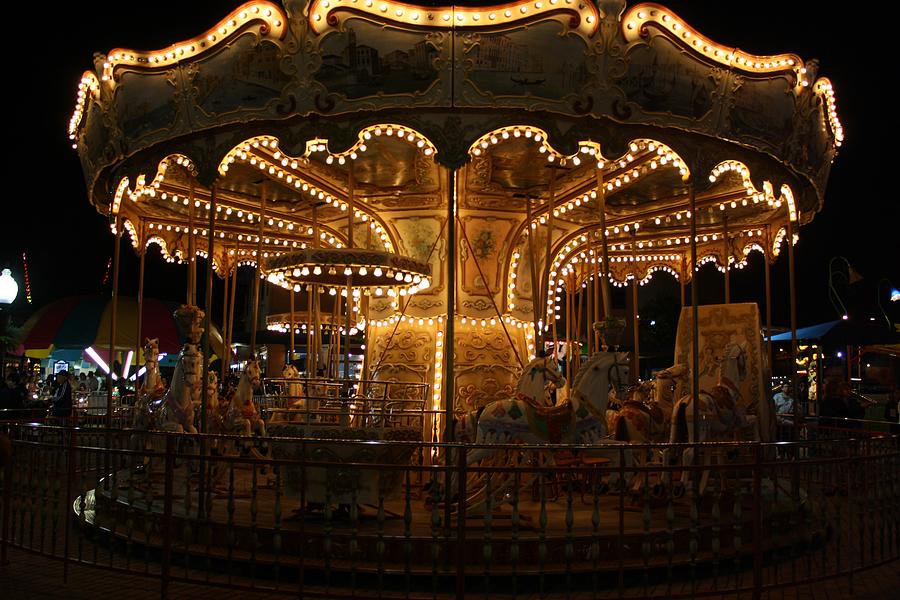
[1,418,898,598]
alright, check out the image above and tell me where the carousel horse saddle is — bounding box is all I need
[524,401,574,444]
[622,400,666,425]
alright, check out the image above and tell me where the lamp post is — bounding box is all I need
[0,268,20,379]
[877,278,900,330]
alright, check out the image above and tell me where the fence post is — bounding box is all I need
[161,435,175,599]
[455,445,466,600]
[1,428,14,566]
[752,442,763,600]
[63,428,77,582]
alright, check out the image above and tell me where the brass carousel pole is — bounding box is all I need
[201,185,216,434]
[443,168,457,445]
[107,213,122,430]
[764,226,773,381]
[343,163,355,381]
[595,168,611,321]
[289,288,295,365]
[723,214,730,304]
[680,252,687,307]
[525,196,541,347]
[226,245,239,378]
[250,189,266,357]
[311,204,320,377]
[631,232,640,382]
[188,181,196,306]
[787,218,800,440]
[586,244,595,355]
[593,239,601,351]
[689,185,700,469]
[197,185,217,521]
[361,225,372,387]
[575,262,585,369]
[136,221,146,379]
[221,256,230,381]
[566,272,574,383]
[546,164,557,357]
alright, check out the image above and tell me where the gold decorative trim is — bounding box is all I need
[308,0,600,36]
[67,72,99,142]
[622,3,801,76]
[101,2,287,80]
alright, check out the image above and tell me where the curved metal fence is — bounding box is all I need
[1,417,898,598]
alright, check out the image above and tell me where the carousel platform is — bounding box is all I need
[75,460,821,580]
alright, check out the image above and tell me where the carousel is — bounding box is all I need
[64,0,843,587]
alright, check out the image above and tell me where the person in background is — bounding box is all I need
[88,371,99,392]
[51,370,73,418]
[773,383,795,422]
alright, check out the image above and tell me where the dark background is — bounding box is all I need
[2,1,897,334]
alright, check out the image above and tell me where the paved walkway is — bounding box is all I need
[3,545,898,599]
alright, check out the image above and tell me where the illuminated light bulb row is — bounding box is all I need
[814,79,844,147]
[144,222,317,253]
[624,7,800,75]
[309,0,599,36]
[353,124,436,159]
[267,322,362,335]
[507,251,521,310]
[779,184,798,223]
[433,327,445,409]
[470,125,557,160]
[68,72,100,144]
[694,254,728,274]
[541,140,686,228]
[101,3,285,80]
[369,314,445,328]
[220,136,394,251]
[122,219,140,249]
[639,265,680,285]
[267,269,431,297]
[111,177,131,215]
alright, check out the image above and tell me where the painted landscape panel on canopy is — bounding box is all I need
[192,37,291,118]
[617,34,715,120]
[314,20,440,99]
[459,21,589,102]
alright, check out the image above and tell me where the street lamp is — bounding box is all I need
[0,269,18,305]
[0,268,19,379]
[877,278,899,330]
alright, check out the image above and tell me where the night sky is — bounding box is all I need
[3,1,897,333]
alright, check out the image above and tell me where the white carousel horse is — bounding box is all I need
[663,341,758,495]
[454,355,564,444]
[446,353,633,509]
[467,352,631,453]
[158,343,202,434]
[227,359,268,446]
[281,363,307,413]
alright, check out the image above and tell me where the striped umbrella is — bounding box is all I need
[19,296,224,360]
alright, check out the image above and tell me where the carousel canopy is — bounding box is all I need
[67,1,843,407]
[69,1,841,292]
[19,296,225,359]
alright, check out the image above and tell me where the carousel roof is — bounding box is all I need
[68,0,842,326]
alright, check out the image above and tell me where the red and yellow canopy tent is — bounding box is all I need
[20,296,224,363]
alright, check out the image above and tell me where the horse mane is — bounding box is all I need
[571,352,606,390]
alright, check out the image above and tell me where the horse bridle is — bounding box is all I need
[531,362,564,387]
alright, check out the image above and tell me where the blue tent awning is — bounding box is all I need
[767,320,840,342]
